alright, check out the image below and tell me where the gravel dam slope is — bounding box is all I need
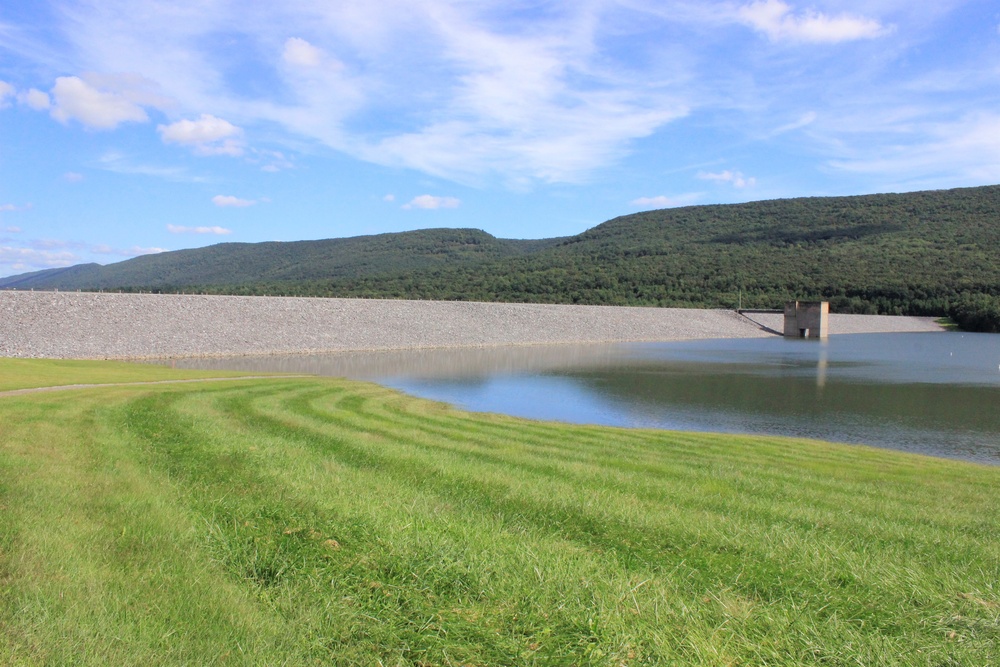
[0,291,943,359]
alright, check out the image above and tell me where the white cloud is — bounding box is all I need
[631,196,673,208]
[19,1,983,196]
[50,73,170,129]
[0,203,31,212]
[167,224,232,234]
[402,195,460,210]
[129,246,168,255]
[283,37,325,68]
[383,194,395,202]
[250,148,293,172]
[28,238,84,251]
[771,111,817,136]
[828,112,1000,185]
[63,172,85,182]
[25,2,688,185]
[21,88,50,110]
[3,226,23,233]
[738,1,889,43]
[96,151,208,182]
[0,246,78,269]
[354,4,687,183]
[158,114,244,156]
[211,195,256,207]
[0,235,168,276]
[699,170,756,188]
[630,194,702,208]
[0,81,15,107]
[92,244,167,256]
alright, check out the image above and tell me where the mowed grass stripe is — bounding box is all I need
[244,380,992,576]
[281,381,991,566]
[164,384,900,660]
[0,389,301,665]
[125,383,671,663]
[209,384,992,636]
[1,371,998,665]
[298,378,981,514]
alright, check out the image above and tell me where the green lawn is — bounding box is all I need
[0,358,256,392]
[1,361,997,665]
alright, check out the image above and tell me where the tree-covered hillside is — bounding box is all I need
[0,228,561,291]
[3,185,999,329]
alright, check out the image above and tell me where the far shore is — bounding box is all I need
[0,290,944,360]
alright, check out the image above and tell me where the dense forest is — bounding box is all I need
[3,185,999,331]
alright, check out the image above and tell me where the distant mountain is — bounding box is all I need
[0,227,562,291]
[3,185,998,330]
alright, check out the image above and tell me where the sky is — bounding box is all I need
[1,1,999,278]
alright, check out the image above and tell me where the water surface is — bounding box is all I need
[160,332,1000,464]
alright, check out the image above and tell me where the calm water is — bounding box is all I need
[159,332,1000,464]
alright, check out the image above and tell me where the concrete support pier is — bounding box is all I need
[784,301,829,338]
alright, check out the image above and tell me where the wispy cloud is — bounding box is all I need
[771,111,817,136]
[0,80,14,107]
[97,151,208,182]
[828,112,1000,185]
[631,196,672,208]
[20,88,50,110]
[49,73,172,129]
[0,203,32,212]
[0,245,78,270]
[2,1,992,202]
[3,226,23,233]
[737,1,890,43]
[158,114,245,156]
[0,232,169,276]
[167,224,232,235]
[91,244,167,256]
[27,238,86,251]
[630,194,702,209]
[698,170,756,188]
[403,195,460,210]
[283,37,328,69]
[211,195,256,208]
[29,1,688,185]
[251,149,293,172]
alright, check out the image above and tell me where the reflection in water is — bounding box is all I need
[155,344,633,380]
[816,343,828,389]
[556,363,1000,463]
[155,333,1000,465]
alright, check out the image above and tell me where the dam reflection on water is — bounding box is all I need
[158,332,1000,465]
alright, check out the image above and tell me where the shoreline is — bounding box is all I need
[1,291,944,360]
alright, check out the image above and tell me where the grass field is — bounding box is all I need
[1,360,997,665]
[0,358,256,392]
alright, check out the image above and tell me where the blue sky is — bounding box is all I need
[1,1,998,278]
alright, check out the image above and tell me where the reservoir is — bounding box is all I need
[162,332,1000,465]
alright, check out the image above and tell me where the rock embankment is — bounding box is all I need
[0,291,943,359]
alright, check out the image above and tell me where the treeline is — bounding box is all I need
[5,185,1000,331]
[949,294,1000,333]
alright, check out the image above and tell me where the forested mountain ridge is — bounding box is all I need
[1,228,561,290]
[3,185,998,330]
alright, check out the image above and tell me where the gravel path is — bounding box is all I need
[0,291,944,359]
